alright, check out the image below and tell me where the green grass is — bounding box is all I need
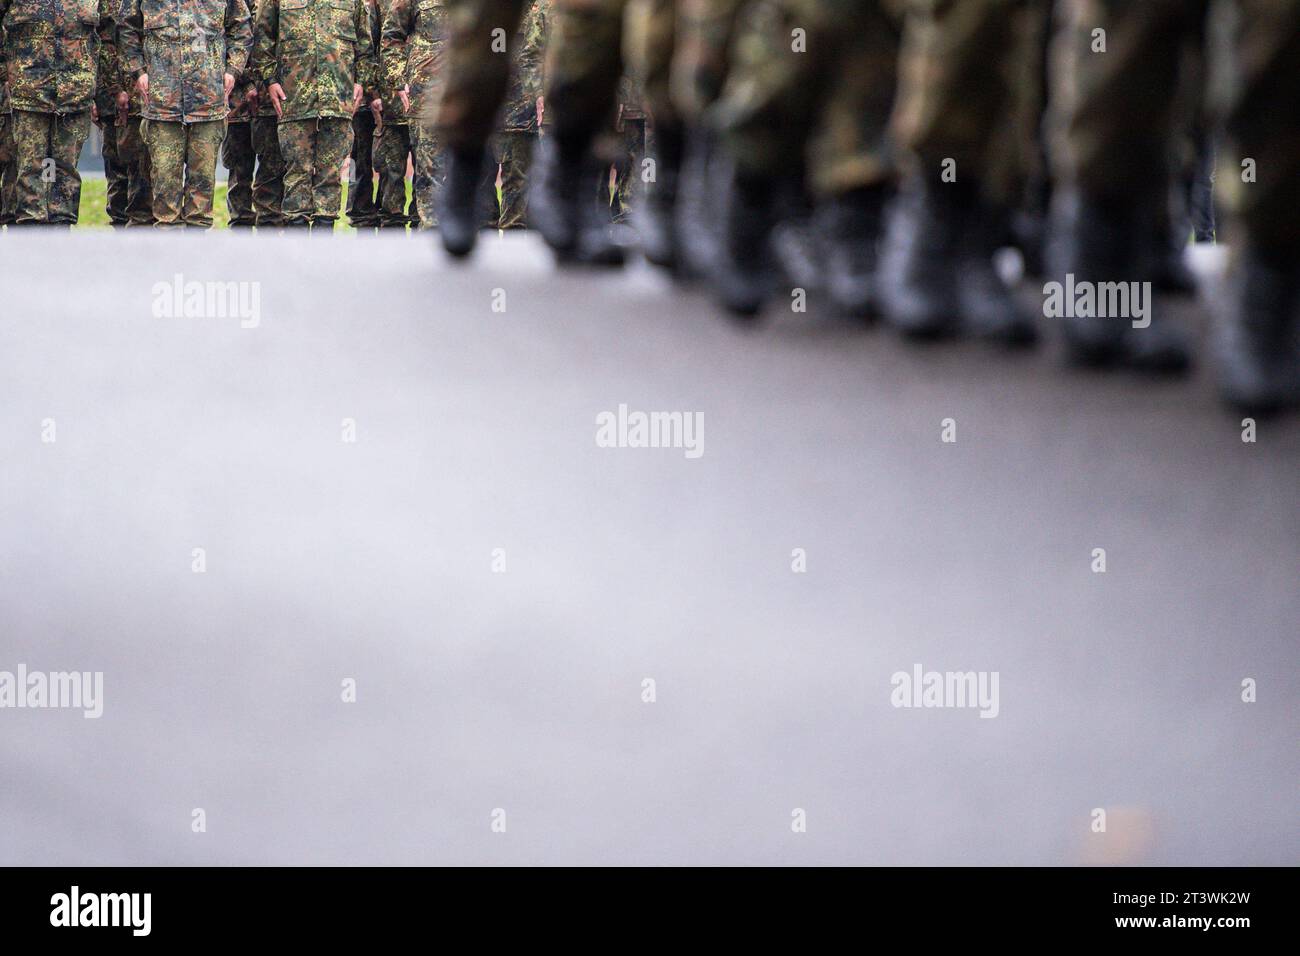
[75,177,418,231]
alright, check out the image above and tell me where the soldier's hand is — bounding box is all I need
[369,98,383,132]
[116,91,129,127]
[91,104,99,123]
[223,72,236,106]
[245,86,259,109]
[536,95,544,126]
[398,86,410,115]
[352,83,364,112]
[269,82,286,119]
[136,73,149,97]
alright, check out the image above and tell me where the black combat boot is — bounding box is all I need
[637,163,679,270]
[711,167,777,318]
[530,135,623,266]
[958,207,1038,347]
[1217,246,1300,416]
[1050,191,1191,373]
[882,176,969,339]
[815,184,887,320]
[437,145,488,258]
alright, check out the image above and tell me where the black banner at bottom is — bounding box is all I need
[0,866,1283,941]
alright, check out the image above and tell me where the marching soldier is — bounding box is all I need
[96,0,129,226]
[380,0,447,230]
[346,0,384,230]
[224,0,260,228]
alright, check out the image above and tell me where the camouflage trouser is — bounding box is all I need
[251,116,287,227]
[409,122,445,230]
[1052,0,1300,254]
[670,0,746,123]
[544,0,631,150]
[222,120,257,226]
[711,0,901,197]
[436,0,531,150]
[631,0,684,169]
[347,109,381,228]
[10,110,91,225]
[101,121,130,226]
[0,114,16,225]
[118,116,156,227]
[495,128,533,228]
[278,117,353,229]
[890,0,1035,191]
[144,118,225,228]
[373,121,413,228]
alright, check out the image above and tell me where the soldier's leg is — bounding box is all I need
[347,109,379,229]
[252,116,287,227]
[222,121,257,227]
[1048,0,1203,368]
[309,118,354,231]
[145,119,188,228]
[103,122,130,227]
[12,111,56,225]
[120,117,155,227]
[496,129,533,228]
[631,0,685,265]
[707,0,863,313]
[435,0,532,254]
[181,120,226,229]
[278,119,316,228]
[1214,0,1300,413]
[0,114,16,226]
[375,123,412,228]
[46,111,91,226]
[409,122,443,230]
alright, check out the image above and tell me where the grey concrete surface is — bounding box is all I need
[0,231,1296,866]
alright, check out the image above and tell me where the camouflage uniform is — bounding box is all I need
[119,0,253,228]
[380,0,446,229]
[0,0,100,225]
[346,0,382,228]
[607,72,645,223]
[1053,0,1300,257]
[491,0,547,228]
[252,0,373,229]
[96,0,129,225]
[223,0,260,226]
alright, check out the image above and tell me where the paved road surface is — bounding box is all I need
[0,232,1295,865]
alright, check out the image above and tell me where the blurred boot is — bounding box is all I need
[1051,192,1191,373]
[676,129,719,278]
[637,163,678,270]
[959,208,1038,347]
[438,146,488,258]
[531,136,622,266]
[712,167,776,318]
[882,177,966,339]
[1217,247,1300,416]
[816,184,887,320]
